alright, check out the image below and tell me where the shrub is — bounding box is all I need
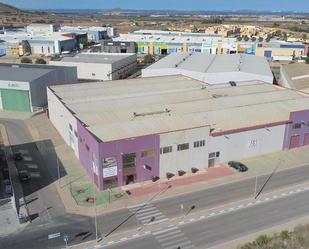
[143,54,155,64]
[20,57,32,64]
[35,58,46,64]
[255,234,271,247]
[280,230,290,241]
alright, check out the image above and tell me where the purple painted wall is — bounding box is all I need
[283,110,309,150]
[77,120,102,190]
[100,135,160,188]
[77,119,160,191]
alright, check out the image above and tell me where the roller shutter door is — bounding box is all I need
[0,89,31,112]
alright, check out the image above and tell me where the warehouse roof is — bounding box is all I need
[281,63,309,90]
[0,63,72,82]
[58,52,136,64]
[145,52,273,78]
[50,75,309,142]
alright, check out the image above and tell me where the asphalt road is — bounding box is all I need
[2,117,309,249]
[103,189,309,249]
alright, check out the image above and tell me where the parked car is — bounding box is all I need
[3,179,12,195]
[228,161,248,172]
[18,170,30,182]
[13,153,23,161]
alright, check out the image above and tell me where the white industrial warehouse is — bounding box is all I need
[49,52,137,80]
[142,52,274,84]
[0,63,77,112]
[48,75,309,190]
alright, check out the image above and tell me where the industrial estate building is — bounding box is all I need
[280,63,309,93]
[0,24,118,56]
[114,30,309,60]
[49,53,137,80]
[0,63,77,112]
[142,53,274,84]
[48,75,309,190]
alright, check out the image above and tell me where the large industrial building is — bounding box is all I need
[142,53,274,84]
[0,63,77,112]
[49,53,137,81]
[48,75,309,190]
[114,30,308,60]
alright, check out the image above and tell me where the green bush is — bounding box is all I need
[280,230,290,241]
[20,57,32,64]
[255,234,271,247]
[143,54,155,64]
[35,58,46,64]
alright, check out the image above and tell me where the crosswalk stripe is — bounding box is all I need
[161,237,187,247]
[138,213,165,221]
[136,209,161,217]
[153,226,178,236]
[131,206,157,213]
[150,218,169,225]
[157,232,184,243]
[155,230,183,239]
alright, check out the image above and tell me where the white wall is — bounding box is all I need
[209,125,285,163]
[159,126,210,177]
[47,87,79,157]
[50,61,112,80]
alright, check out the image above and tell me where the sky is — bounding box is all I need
[1,0,309,12]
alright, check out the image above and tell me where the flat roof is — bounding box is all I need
[58,52,135,64]
[282,63,309,90]
[50,75,309,142]
[145,52,273,77]
[0,63,71,82]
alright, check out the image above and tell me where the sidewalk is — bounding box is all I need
[25,113,309,216]
[0,125,28,237]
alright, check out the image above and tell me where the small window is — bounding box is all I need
[293,123,301,129]
[194,140,205,148]
[74,130,78,137]
[69,123,73,131]
[92,73,96,76]
[177,143,189,151]
[85,144,90,151]
[161,146,172,154]
[209,152,216,158]
[209,151,220,159]
[141,149,155,158]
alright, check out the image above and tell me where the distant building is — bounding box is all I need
[0,63,77,112]
[100,40,137,54]
[280,63,309,93]
[142,53,274,84]
[26,23,61,34]
[60,26,118,43]
[48,75,309,190]
[49,52,137,81]
[113,30,308,60]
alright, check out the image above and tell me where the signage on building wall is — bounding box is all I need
[248,138,258,148]
[0,80,29,91]
[103,156,118,178]
[92,153,99,175]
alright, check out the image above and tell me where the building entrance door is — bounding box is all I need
[289,135,300,149]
